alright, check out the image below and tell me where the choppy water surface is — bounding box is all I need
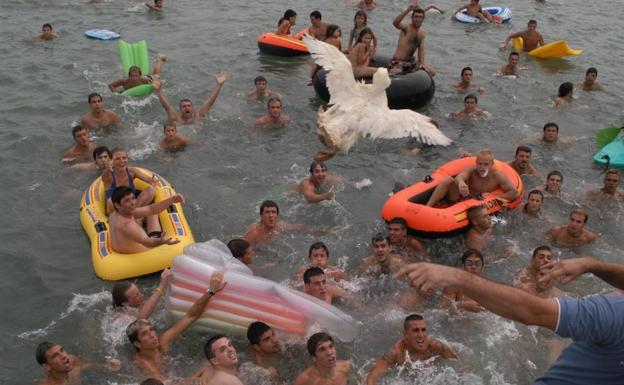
[1,0,623,384]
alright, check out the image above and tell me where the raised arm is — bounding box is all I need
[137,269,172,319]
[133,193,185,219]
[393,3,416,30]
[196,72,228,118]
[150,78,179,121]
[397,263,559,329]
[541,257,624,291]
[159,271,226,353]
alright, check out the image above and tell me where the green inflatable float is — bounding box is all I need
[118,40,154,97]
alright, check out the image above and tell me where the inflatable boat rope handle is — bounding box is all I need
[600,155,611,173]
[475,193,485,201]
[424,175,433,183]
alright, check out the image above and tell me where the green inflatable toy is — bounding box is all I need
[117,40,154,97]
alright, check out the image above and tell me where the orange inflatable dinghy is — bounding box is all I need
[257,32,309,57]
[381,157,524,238]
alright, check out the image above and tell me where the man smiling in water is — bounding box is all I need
[151,73,228,125]
[426,149,519,207]
[298,160,337,203]
[365,314,457,385]
[293,332,352,385]
[390,3,435,76]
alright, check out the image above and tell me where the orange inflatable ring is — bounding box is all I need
[257,32,309,57]
[381,157,524,238]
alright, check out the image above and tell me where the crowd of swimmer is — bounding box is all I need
[36,0,618,385]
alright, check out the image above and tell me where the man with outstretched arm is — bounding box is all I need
[397,258,624,384]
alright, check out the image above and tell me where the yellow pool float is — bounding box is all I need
[513,37,582,58]
[80,168,194,281]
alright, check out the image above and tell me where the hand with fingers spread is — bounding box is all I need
[539,257,592,286]
[395,263,461,294]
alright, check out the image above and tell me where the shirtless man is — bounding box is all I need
[145,0,163,11]
[69,146,112,172]
[517,245,554,286]
[126,271,225,381]
[293,332,351,385]
[499,52,520,76]
[500,20,544,51]
[547,208,597,247]
[465,205,493,252]
[244,200,333,245]
[586,169,624,202]
[358,233,405,276]
[194,334,243,385]
[159,120,189,151]
[108,54,166,93]
[247,76,276,99]
[80,93,124,130]
[296,241,348,281]
[387,217,428,262]
[452,66,484,93]
[103,148,156,214]
[151,73,228,125]
[522,189,544,218]
[227,238,255,265]
[303,267,343,304]
[365,314,456,385]
[450,94,487,118]
[108,186,183,254]
[390,4,435,76]
[276,9,297,36]
[62,125,95,162]
[37,23,59,42]
[112,269,172,320]
[298,160,337,203]
[357,0,378,10]
[577,67,603,91]
[540,170,564,197]
[508,145,538,175]
[441,249,486,312]
[246,322,281,383]
[518,268,566,298]
[553,82,573,107]
[309,11,328,40]
[35,342,119,385]
[426,149,519,207]
[254,97,290,127]
[541,122,562,144]
[453,0,495,23]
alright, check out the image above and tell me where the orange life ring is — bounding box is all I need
[257,32,309,57]
[380,157,524,238]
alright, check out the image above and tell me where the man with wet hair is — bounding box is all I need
[427,149,519,207]
[554,82,574,107]
[499,51,520,76]
[254,96,290,127]
[303,267,343,304]
[386,217,428,262]
[441,249,486,312]
[298,160,338,203]
[465,205,493,252]
[247,76,276,99]
[108,54,166,93]
[366,314,456,385]
[80,93,125,130]
[547,208,597,247]
[390,3,435,76]
[126,272,225,381]
[246,322,281,382]
[296,241,348,281]
[69,146,112,172]
[62,125,96,162]
[159,120,190,151]
[450,93,487,118]
[358,233,405,276]
[587,169,624,202]
[308,10,328,40]
[111,268,171,319]
[452,66,484,93]
[35,342,120,385]
[294,332,351,385]
[508,145,538,175]
[517,246,554,286]
[500,19,544,51]
[227,238,254,265]
[151,73,228,125]
[194,334,243,385]
[37,23,59,41]
[578,67,603,91]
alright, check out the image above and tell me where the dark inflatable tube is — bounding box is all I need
[257,32,309,57]
[312,56,435,110]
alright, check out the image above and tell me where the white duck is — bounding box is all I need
[303,35,451,160]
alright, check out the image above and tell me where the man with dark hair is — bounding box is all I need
[309,10,328,40]
[80,93,124,130]
[35,342,120,385]
[517,246,554,286]
[358,233,405,276]
[294,332,351,385]
[298,160,339,203]
[62,125,95,162]
[246,322,281,382]
[227,238,254,264]
[390,4,435,76]
[127,272,225,381]
[450,93,487,118]
[111,268,171,319]
[542,122,559,143]
[465,205,492,252]
[303,267,343,304]
[159,120,190,151]
[386,217,427,262]
[247,76,276,99]
[194,334,243,385]
[501,19,544,51]
[108,185,184,253]
[296,241,348,281]
[452,66,484,93]
[547,208,597,247]
[578,67,603,91]
[499,51,520,76]
[69,146,112,172]
[453,0,496,23]
[151,73,228,125]
[441,249,486,312]
[37,23,59,41]
[365,314,456,385]
[554,82,574,107]
[254,96,290,127]
[508,145,538,175]
[587,169,624,202]
[108,54,166,94]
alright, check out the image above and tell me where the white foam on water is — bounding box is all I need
[354,178,372,189]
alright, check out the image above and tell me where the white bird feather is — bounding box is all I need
[303,35,451,153]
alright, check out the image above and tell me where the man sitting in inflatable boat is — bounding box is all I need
[426,149,519,207]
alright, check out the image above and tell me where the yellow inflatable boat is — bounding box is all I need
[80,168,194,281]
[513,37,582,58]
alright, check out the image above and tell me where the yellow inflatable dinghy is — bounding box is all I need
[80,168,194,281]
[513,37,582,58]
